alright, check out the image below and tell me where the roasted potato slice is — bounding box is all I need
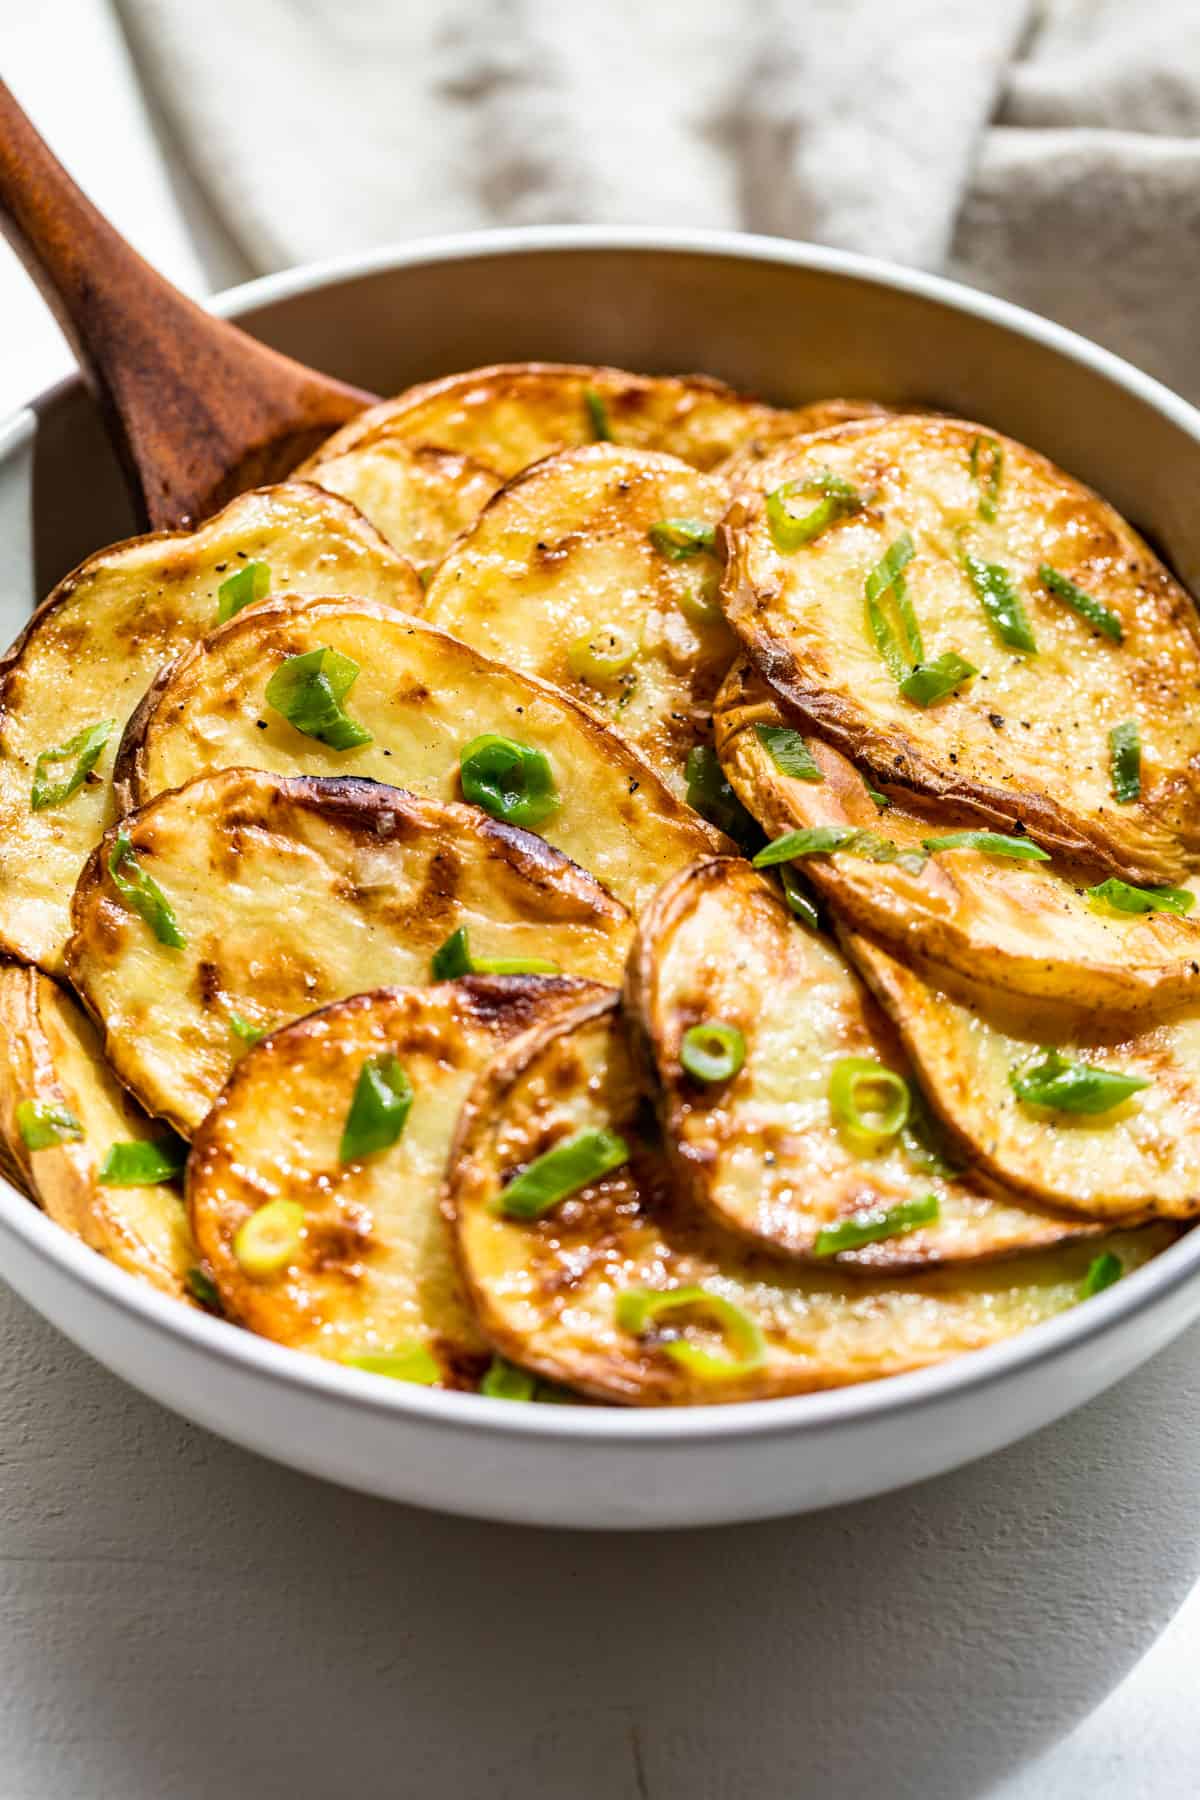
[300,361,803,480]
[627,858,1095,1266]
[67,768,631,1135]
[715,661,1200,1012]
[306,440,503,568]
[448,990,1170,1405]
[0,966,194,1297]
[721,416,1200,882]
[848,931,1200,1218]
[715,398,895,483]
[423,445,735,794]
[188,977,595,1381]
[0,483,416,974]
[116,596,721,916]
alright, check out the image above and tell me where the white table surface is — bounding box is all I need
[3,9,1200,1797]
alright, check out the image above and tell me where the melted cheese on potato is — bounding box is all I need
[449,991,1170,1404]
[721,416,1200,882]
[0,484,416,973]
[67,768,630,1134]
[628,858,1095,1265]
[117,596,722,916]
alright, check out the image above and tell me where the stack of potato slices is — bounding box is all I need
[0,365,1186,1405]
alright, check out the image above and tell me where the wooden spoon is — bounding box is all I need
[0,79,377,529]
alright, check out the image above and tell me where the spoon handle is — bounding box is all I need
[0,80,375,529]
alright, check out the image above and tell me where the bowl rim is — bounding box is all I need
[6,221,1200,1448]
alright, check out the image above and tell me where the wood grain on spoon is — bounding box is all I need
[0,79,377,529]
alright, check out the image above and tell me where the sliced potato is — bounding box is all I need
[448,990,1171,1405]
[715,661,1200,1012]
[628,858,1095,1266]
[300,361,802,480]
[0,483,417,974]
[67,767,631,1135]
[188,976,595,1382]
[116,595,722,916]
[423,445,735,794]
[0,966,194,1297]
[848,931,1200,1218]
[721,416,1200,882]
[306,439,502,568]
[716,398,894,483]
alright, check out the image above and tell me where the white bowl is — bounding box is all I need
[4,227,1200,1530]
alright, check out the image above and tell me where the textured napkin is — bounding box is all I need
[116,0,1200,400]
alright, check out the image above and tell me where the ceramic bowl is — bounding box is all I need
[4,227,1199,1529]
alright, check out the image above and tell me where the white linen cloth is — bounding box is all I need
[115,0,1200,401]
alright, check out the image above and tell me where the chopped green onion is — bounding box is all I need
[813,1192,939,1257]
[185,1266,220,1308]
[615,1285,766,1380]
[98,1138,186,1186]
[753,723,823,783]
[1040,564,1123,644]
[828,1056,910,1152]
[779,866,821,930]
[1087,878,1194,917]
[901,1091,965,1178]
[865,784,890,811]
[1009,1048,1150,1115]
[676,578,723,627]
[963,552,1037,654]
[217,559,270,622]
[864,533,921,679]
[683,745,759,850]
[265,646,373,751]
[479,1357,538,1401]
[922,830,1049,862]
[343,1343,440,1385]
[460,733,560,829]
[493,1127,629,1220]
[752,825,926,875]
[584,387,611,441]
[767,470,862,552]
[108,828,186,948]
[753,825,850,865]
[430,924,558,981]
[1109,721,1141,804]
[233,1198,304,1277]
[567,626,638,682]
[30,718,114,811]
[1080,1252,1123,1299]
[680,1021,745,1084]
[898,650,979,707]
[339,1056,414,1162]
[228,1012,269,1045]
[969,435,1003,523]
[649,518,717,559]
[16,1098,82,1152]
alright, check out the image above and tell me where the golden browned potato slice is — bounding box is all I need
[188,977,596,1382]
[716,399,895,483]
[715,661,1200,1012]
[627,857,1094,1266]
[67,768,631,1136]
[301,362,802,480]
[721,416,1200,882]
[448,989,1171,1405]
[304,439,502,568]
[115,596,722,916]
[0,483,417,975]
[423,445,735,794]
[0,966,194,1297]
[848,931,1200,1218]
